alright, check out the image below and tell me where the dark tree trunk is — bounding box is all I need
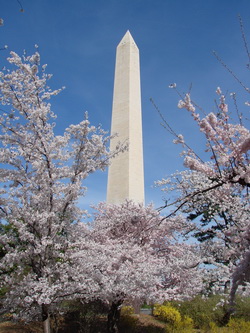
[221,284,237,326]
[42,304,51,333]
[222,308,233,326]
[107,300,123,333]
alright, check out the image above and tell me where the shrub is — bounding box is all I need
[208,321,221,333]
[169,295,225,328]
[153,304,181,326]
[119,305,138,333]
[153,304,195,333]
[179,315,194,332]
[164,314,194,333]
[121,305,135,316]
[227,318,250,333]
[57,299,108,333]
[233,296,250,321]
[169,295,250,329]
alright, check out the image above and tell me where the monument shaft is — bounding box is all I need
[107,31,144,204]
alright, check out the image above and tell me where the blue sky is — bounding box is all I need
[1,0,250,209]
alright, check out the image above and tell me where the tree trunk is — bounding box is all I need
[42,304,51,333]
[107,300,123,333]
[132,299,141,314]
[222,283,237,326]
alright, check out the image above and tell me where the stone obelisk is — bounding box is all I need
[107,31,144,204]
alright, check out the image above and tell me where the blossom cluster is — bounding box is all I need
[157,87,250,301]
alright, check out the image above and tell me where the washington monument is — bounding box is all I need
[106,31,144,204]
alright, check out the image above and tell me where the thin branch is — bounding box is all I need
[150,97,204,163]
[209,142,222,178]
[238,15,250,67]
[231,93,243,125]
[213,51,250,93]
[150,97,178,137]
[17,0,24,12]
[159,180,225,219]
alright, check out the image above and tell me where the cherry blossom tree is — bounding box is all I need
[156,87,250,318]
[85,200,203,332]
[0,50,124,333]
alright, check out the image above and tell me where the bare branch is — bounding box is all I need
[238,15,250,67]
[213,51,250,93]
